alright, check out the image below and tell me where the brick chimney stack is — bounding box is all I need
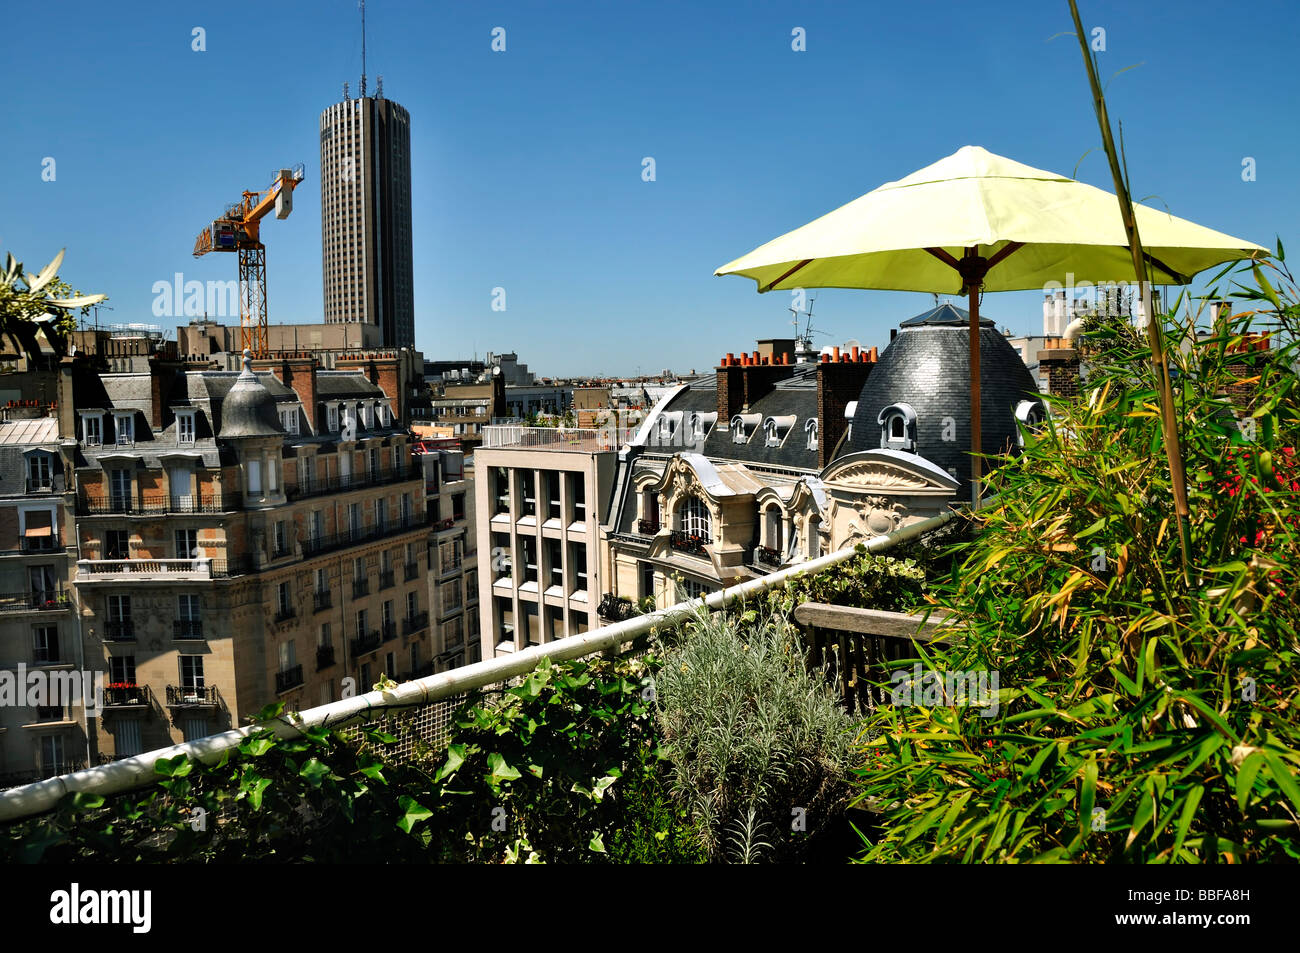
[1037,338,1081,398]
[816,348,876,468]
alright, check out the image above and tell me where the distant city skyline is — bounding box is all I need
[2,0,1294,376]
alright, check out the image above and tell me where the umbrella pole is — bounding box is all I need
[969,282,981,506]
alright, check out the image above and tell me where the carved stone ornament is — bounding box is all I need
[830,463,928,490]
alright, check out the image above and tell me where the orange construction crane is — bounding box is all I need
[193,164,306,357]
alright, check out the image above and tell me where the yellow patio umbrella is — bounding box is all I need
[715,145,1268,502]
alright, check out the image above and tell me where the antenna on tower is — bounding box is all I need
[343,81,350,101]
[359,0,367,97]
[376,75,383,98]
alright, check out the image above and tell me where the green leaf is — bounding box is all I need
[1173,787,1203,854]
[298,758,331,787]
[487,752,522,785]
[396,795,433,834]
[589,832,606,853]
[435,744,467,783]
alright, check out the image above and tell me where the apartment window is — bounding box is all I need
[354,557,366,582]
[545,473,561,521]
[277,581,292,617]
[319,623,332,648]
[571,544,588,593]
[267,456,278,493]
[109,656,136,685]
[107,594,131,623]
[109,468,131,510]
[279,640,297,672]
[27,452,52,490]
[546,538,563,590]
[105,529,129,560]
[310,510,324,544]
[327,405,339,432]
[356,608,369,639]
[571,477,586,524]
[280,408,299,434]
[115,719,143,758]
[441,580,462,612]
[441,538,464,575]
[369,447,379,476]
[177,410,196,444]
[681,578,711,601]
[175,529,198,559]
[679,495,712,541]
[39,736,65,775]
[179,655,205,689]
[247,458,262,495]
[452,493,465,521]
[178,593,201,621]
[521,537,538,584]
[32,626,59,664]
[348,502,361,534]
[520,471,536,518]
[524,602,541,646]
[360,663,371,690]
[465,569,478,603]
[493,468,510,515]
[406,590,419,619]
[496,598,515,645]
[82,413,103,446]
[113,411,135,445]
[385,652,396,678]
[409,642,419,672]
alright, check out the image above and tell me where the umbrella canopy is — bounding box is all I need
[715,146,1266,293]
[716,145,1267,504]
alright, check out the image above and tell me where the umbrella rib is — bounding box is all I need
[1141,251,1190,285]
[760,259,814,293]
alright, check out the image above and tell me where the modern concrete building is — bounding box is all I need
[319,92,415,350]
[473,425,622,657]
[417,440,480,669]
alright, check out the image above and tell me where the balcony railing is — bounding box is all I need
[352,580,369,598]
[273,607,297,623]
[669,530,710,556]
[0,589,70,613]
[25,476,63,494]
[275,664,304,694]
[403,562,419,581]
[754,546,783,569]
[105,620,135,642]
[0,761,86,790]
[597,593,637,623]
[76,493,242,516]
[313,591,332,612]
[172,619,204,640]
[316,644,336,670]
[165,685,220,708]
[103,684,151,709]
[350,630,382,657]
[285,464,423,502]
[20,535,62,553]
[403,611,429,635]
[378,570,395,590]
[481,424,631,452]
[636,518,661,536]
[299,514,430,559]
[77,558,214,581]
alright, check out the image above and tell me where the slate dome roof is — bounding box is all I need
[848,305,1040,495]
[218,351,284,439]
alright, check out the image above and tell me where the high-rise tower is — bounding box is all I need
[319,2,414,349]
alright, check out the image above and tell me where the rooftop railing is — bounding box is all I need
[481,425,631,452]
[0,504,965,822]
[76,493,242,516]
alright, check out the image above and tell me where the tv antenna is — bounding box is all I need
[358,0,367,97]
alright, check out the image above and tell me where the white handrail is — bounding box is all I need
[0,506,962,822]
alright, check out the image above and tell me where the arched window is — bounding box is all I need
[805,418,818,451]
[877,402,917,452]
[678,495,712,542]
[764,506,783,553]
[807,516,822,559]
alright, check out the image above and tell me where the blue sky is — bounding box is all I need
[3,0,1295,376]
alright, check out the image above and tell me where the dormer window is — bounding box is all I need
[763,415,796,448]
[730,414,761,444]
[360,403,373,429]
[176,410,196,445]
[878,402,917,452]
[280,407,299,435]
[327,405,339,433]
[80,412,103,447]
[687,412,716,445]
[113,412,135,446]
[805,418,819,451]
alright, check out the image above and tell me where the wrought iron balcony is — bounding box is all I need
[299,514,431,558]
[313,590,332,612]
[350,630,382,657]
[20,534,61,553]
[0,589,70,613]
[103,684,151,709]
[378,570,395,590]
[165,684,220,708]
[275,664,304,694]
[76,493,242,516]
[403,611,429,635]
[597,593,637,622]
[381,621,398,643]
[172,619,204,640]
[636,518,661,535]
[316,644,336,670]
[105,620,135,642]
[285,464,423,501]
[352,579,369,598]
[273,606,297,623]
[403,561,419,581]
[669,530,709,556]
[755,546,783,569]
